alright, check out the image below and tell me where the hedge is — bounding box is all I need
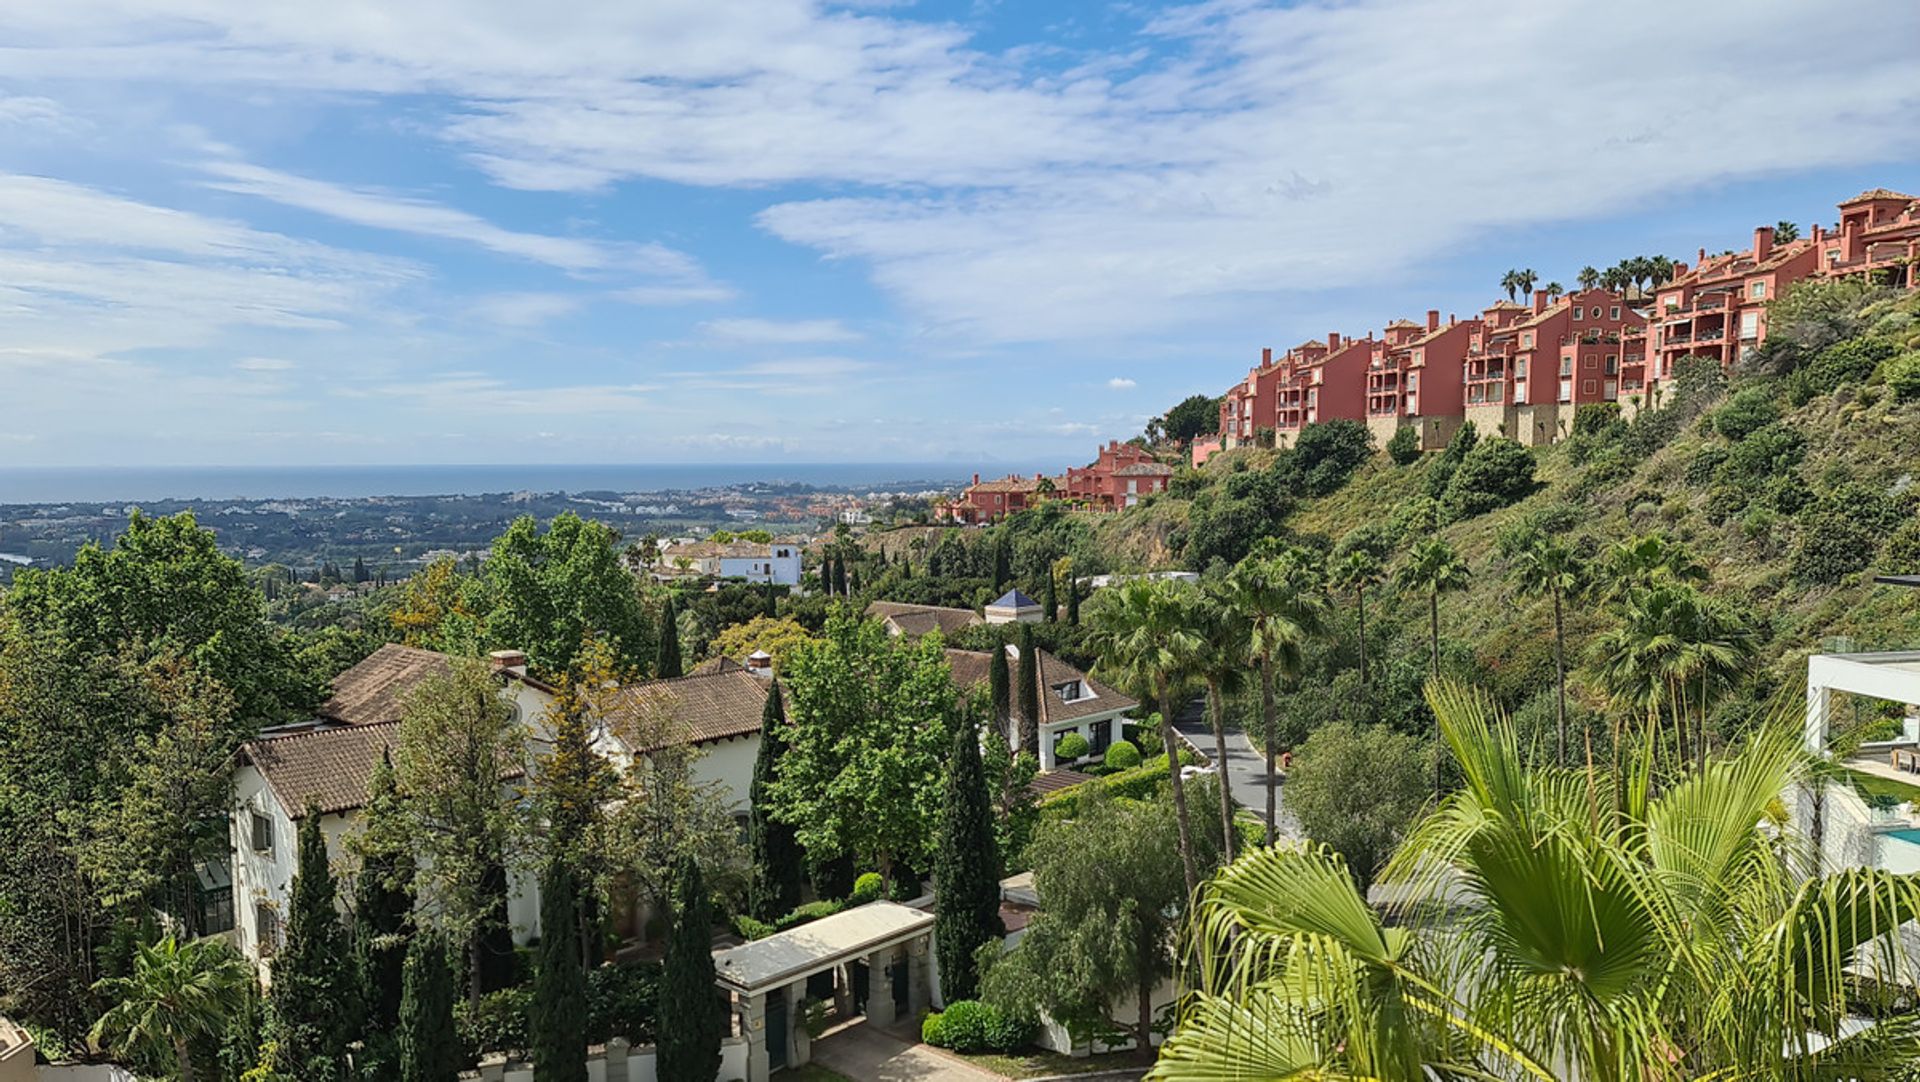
[1039,748,1201,818]
[921,1000,1032,1053]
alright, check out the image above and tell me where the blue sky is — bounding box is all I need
[1,0,1917,470]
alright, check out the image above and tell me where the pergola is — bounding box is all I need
[712,901,935,1082]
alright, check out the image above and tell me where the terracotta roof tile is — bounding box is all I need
[865,601,982,637]
[1113,462,1174,476]
[318,643,452,726]
[1841,188,1916,205]
[242,721,443,819]
[967,476,1043,494]
[603,668,769,754]
[945,647,1135,725]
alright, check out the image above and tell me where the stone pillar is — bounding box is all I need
[742,991,770,1082]
[1806,680,1831,754]
[478,1055,507,1082]
[784,981,810,1067]
[606,1037,628,1082]
[907,934,931,1018]
[833,963,852,1018]
[866,948,896,1026]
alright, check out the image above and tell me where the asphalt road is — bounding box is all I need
[1171,699,1301,840]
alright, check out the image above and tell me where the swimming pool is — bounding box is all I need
[1884,828,1920,845]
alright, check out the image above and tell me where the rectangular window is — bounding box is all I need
[1515,359,1528,379]
[1560,357,1573,377]
[1741,312,1760,338]
[1611,306,1621,319]
[1750,281,1766,299]
[1606,354,1618,374]
[251,812,274,855]
[256,904,281,956]
[1090,719,1112,754]
[1572,306,1584,320]
[1604,380,1619,400]
[1522,332,1534,348]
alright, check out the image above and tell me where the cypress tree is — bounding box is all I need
[1042,571,1057,623]
[991,534,1010,590]
[530,860,587,1082]
[1066,576,1081,625]
[764,579,778,618]
[933,706,1002,1003]
[399,934,459,1082]
[656,595,683,678]
[353,556,369,583]
[832,554,848,596]
[658,856,722,1082]
[476,853,517,994]
[354,753,415,1037]
[1016,624,1041,757]
[271,804,359,1080]
[987,639,1011,742]
[748,680,805,920]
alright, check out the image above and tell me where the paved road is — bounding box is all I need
[810,1020,1008,1082]
[1172,699,1301,840]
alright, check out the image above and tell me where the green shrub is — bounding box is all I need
[1386,425,1421,465]
[923,1000,1032,1053]
[1388,494,1441,542]
[1440,437,1536,521]
[732,914,775,940]
[1882,351,1920,402]
[1102,739,1141,770]
[1884,517,1920,573]
[1054,733,1090,762]
[586,960,660,1045]
[1792,483,1914,585]
[1710,385,1779,441]
[1807,337,1897,394]
[775,899,844,931]
[457,986,532,1059]
[1686,446,1728,487]
[1718,424,1804,488]
[1279,420,1375,496]
[849,872,883,906]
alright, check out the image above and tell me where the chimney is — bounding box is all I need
[972,472,980,485]
[1812,223,1825,244]
[1261,346,1272,366]
[1531,289,1548,314]
[1844,218,1864,261]
[1426,309,1440,332]
[1328,332,1341,350]
[1673,261,1688,279]
[488,649,528,677]
[1697,247,1706,265]
[1753,225,1774,261]
[1448,313,1457,326]
[745,650,773,677]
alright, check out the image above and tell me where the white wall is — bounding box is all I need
[484,1036,749,1082]
[691,735,759,812]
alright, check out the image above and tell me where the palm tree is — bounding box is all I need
[1195,585,1253,860]
[1224,550,1329,846]
[1649,253,1675,286]
[1590,583,1754,770]
[1499,269,1520,301]
[1543,281,1564,302]
[1085,577,1207,895]
[1601,264,1629,294]
[1155,687,1920,1081]
[1774,219,1801,243]
[1499,526,1588,768]
[1577,265,1600,292]
[90,935,253,1082]
[1514,268,1538,298]
[1328,549,1384,695]
[1598,529,1706,604]
[1397,538,1469,793]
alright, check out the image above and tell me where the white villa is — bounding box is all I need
[653,539,803,586]
[946,644,1137,771]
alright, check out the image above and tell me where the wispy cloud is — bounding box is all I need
[235,357,297,371]
[699,318,863,345]
[1107,377,1136,390]
[470,292,585,328]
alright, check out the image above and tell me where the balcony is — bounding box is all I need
[1697,326,1726,342]
[1561,330,1622,346]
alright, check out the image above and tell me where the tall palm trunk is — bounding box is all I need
[1158,675,1200,899]
[174,1037,195,1082]
[1205,679,1236,862]
[1429,591,1442,795]
[1260,659,1278,848]
[1551,585,1567,768]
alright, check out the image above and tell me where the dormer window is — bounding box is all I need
[1052,680,1088,703]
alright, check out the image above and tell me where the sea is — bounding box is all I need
[0,463,1012,504]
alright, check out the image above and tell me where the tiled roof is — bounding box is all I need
[1113,462,1174,476]
[1484,299,1525,310]
[865,600,982,637]
[318,643,452,727]
[1027,768,1096,798]
[1841,188,1916,204]
[241,720,411,819]
[1384,318,1420,329]
[660,540,792,560]
[988,589,1039,610]
[945,647,1135,724]
[967,476,1043,494]
[603,668,769,754]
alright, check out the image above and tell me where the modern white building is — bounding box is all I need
[655,540,803,586]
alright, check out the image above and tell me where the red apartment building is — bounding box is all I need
[1064,440,1174,510]
[1648,227,1819,382]
[941,473,1048,525]
[1452,289,1644,444]
[1366,310,1473,450]
[1822,188,1920,288]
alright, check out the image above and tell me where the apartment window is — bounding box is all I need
[1750,281,1766,300]
[1559,357,1573,377]
[1522,333,1534,348]
[256,904,281,956]
[1515,359,1528,379]
[1741,312,1760,339]
[1605,380,1619,400]
[1611,306,1621,319]
[1572,306,1584,320]
[251,812,274,855]
[1606,355,1618,375]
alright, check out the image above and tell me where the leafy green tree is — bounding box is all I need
[1225,549,1328,845]
[1499,527,1589,768]
[529,860,587,1082]
[658,857,722,1082]
[89,934,253,1082]
[393,658,528,1000]
[269,808,360,1080]
[1154,393,1223,445]
[1385,424,1421,465]
[992,533,1011,591]
[398,934,459,1082]
[1154,687,1920,1081]
[982,787,1222,1062]
[1016,623,1041,757]
[1283,722,1428,895]
[1084,577,1206,895]
[1066,575,1081,626]
[1439,437,1535,520]
[349,752,414,1063]
[747,680,805,921]
[479,512,654,676]
[773,613,957,888]
[934,705,1002,1003]
[6,510,322,725]
[532,639,622,966]
[654,595,682,678]
[1280,420,1374,496]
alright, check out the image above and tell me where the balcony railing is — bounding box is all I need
[1561,331,1622,345]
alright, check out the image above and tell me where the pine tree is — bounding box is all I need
[658,856,722,1082]
[748,680,805,920]
[655,595,683,678]
[933,706,1002,1003]
[530,860,587,1082]
[398,934,459,1082]
[987,638,1011,742]
[353,753,415,1037]
[271,804,359,1080]
[1016,624,1041,757]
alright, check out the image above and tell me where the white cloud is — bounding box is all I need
[355,374,660,415]
[234,357,296,371]
[470,292,585,328]
[613,284,738,306]
[699,318,862,345]
[1107,377,1136,390]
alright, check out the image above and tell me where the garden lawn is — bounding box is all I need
[1845,767,1920,805]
